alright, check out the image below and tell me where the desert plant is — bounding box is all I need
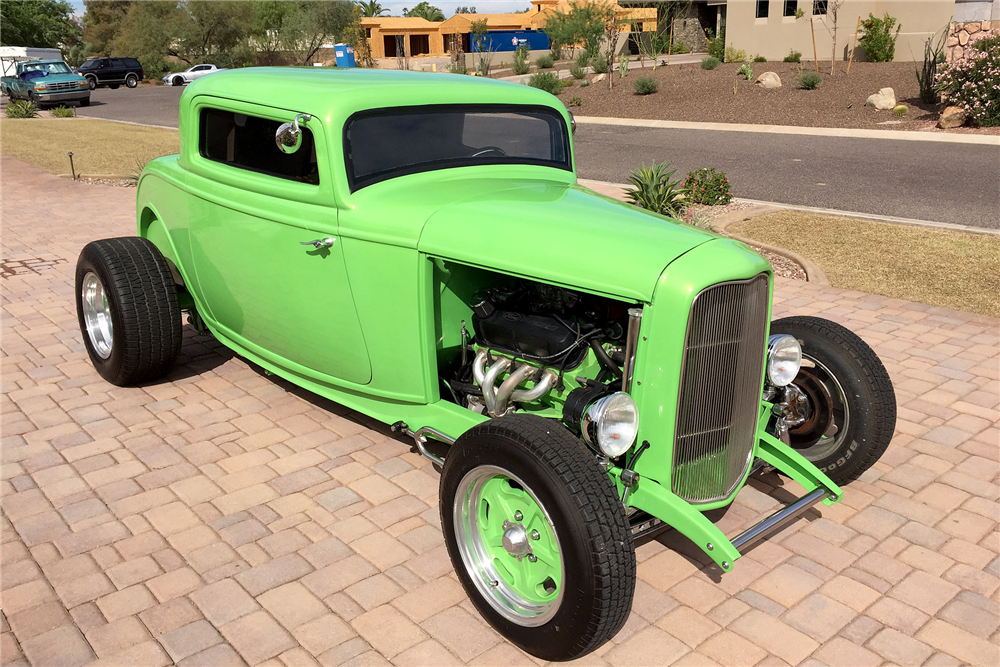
[859,13,901,63]
[567,96,582,107]
[784,50,802,63]
[799,71,822,89]
[535,54,555,69]
[447,59,468,75]
[576,51,590,68]
[471,19,496,76]
[5,100,38,118]
[512,45,530,75]
[590,57,608,74]
[669,41,690,55]
[936,36,1000,126]
[701,56,721,70]
[624,163,688,217]
[633,76,658,95]
[754,55,767,63]
[50,105,75,118]
[737,63,754,80]
[617,53,629,78]
[684,168,732,206]
[892,105,908,117]
[706,28,725,61]
[724,46,746,63]
[917,28,946,104]
[527,71,563,94]
[579,79,590,87]
[570,63,586,79]
[679,206,715,229]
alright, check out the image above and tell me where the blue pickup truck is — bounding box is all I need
[1,59,90,107]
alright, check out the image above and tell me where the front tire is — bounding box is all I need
[75,237,182,386]
[770,316,896,485]
[440,415,635,662]
[86,76,97,90]
[125,73,138,88]
[172,76,184,86]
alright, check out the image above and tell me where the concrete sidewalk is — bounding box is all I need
[2,157,998,667]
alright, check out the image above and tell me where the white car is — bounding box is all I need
[163,64,225,86]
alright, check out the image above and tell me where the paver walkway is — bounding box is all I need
[2,157,998,667]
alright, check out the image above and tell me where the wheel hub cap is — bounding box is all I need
[81,271,113,359]
[502,522,529,558]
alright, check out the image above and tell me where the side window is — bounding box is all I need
[199,108,320,185]
[111,59,124,68]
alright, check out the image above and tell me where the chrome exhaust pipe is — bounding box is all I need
[473,349,557,418]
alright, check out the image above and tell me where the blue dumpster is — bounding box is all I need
[334,43,356,68]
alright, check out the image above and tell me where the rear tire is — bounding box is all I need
[440,415,635,661]
[75,237,182,386]
[125,73,138,88]
[770,316,896,485]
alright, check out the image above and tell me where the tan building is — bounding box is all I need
[712,1,981,62]
[362,0,657,59]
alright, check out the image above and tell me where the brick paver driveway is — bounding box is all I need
[2,157,998,667]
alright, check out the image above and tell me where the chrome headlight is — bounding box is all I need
[767,334,802,386]
[582,392,638,458]
[34,83,47,91]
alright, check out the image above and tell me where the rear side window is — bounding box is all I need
[199,108,320,184]
[111,59,125,68]
[124,58,140,68]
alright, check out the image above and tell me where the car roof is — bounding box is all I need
[181,67,564,122]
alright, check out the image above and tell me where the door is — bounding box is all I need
[109,59,127,82]
[95,58,111,83]
[186,102,372,385]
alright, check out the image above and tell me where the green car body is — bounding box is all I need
[1,60,90,106]
[136,67,842,573]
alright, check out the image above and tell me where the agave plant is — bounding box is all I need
[624,163,688,218]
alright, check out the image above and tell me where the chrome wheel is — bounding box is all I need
[453,465,564,627]
[788,354,850,461]
[81,271,114,359]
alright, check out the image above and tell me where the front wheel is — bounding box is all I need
[75,237,182,386]
[172,76,184,86]
[125,73,138,88]
[770,316,896,485]
[87,76,97,90]
[440,415,635,662]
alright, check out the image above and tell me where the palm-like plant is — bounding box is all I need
[404,2,445,21]
[357,0,387,17]
[624,163,688,218]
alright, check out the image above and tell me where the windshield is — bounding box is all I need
[344,105,571,192]
[22,61,73,77]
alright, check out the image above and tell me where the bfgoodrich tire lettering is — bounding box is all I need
[770,316,896,485]
[75,237,182,386]
[440,415,635,662]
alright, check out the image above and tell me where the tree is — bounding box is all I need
[343,4,374,66]
[177,1,254,67]
[283,1,354,65]
[455,6,476,14]
[828,0,845,75]
[470,18,495,76]
[598,1,622,89]
[356,0,385,17]
[82,1,132,54]
[542,2,605,60]
[250,0,293,65]
[110,1,185,74]
[404,2,444,22]
[1,0,80,49]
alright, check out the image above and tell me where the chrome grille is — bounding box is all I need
[47,81,78,92]
[672,274,769,504]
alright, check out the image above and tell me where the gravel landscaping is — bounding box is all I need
[563,61,1000,133]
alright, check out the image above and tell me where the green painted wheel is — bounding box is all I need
[454,465,563,626]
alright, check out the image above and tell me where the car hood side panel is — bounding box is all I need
[416,182,716,302]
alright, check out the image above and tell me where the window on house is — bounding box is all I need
[200,108,320,184]
[784,1,797,17]
[365,27,371,38]
[756,0,769,19]
[813,0,827,15]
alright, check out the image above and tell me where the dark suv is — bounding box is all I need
[75,57,144,90]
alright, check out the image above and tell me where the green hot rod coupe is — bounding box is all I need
[76,68,896,661]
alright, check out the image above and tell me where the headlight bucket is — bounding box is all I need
[581,391,639,458]
[766,334,802,387]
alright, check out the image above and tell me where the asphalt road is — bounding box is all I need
[75,86,1000,228]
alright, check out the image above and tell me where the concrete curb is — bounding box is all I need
[574,115,1000,146]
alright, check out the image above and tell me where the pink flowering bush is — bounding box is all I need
[936,36,1000,127]
[684,168,732,206]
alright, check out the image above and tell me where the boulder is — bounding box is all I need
[754,71,782,89]
[865,87,896,110]
[593,73,606,82]
[938,106,967,129]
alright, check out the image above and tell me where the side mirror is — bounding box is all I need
[276,113,312,154]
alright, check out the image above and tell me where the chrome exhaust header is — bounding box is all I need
[472,349,558,418]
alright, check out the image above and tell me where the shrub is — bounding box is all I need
[684,168,732,206]
[570,63,586,79]
[5,100,38,118]
[799,71,822,89]
[859,13,901,63]
[535,54,555,69]
[753,55,766,63]
[737,63,754,80]
[590,57,608,74]
[527,71,562,94]
[567,96,582,107]
[512,45,530,75]
[724,46,746,63]
[936,37,1000,127]
[701,56,721,70]
[634,76,659,95]
[576,52,590,68]
[579,79,590,87]
[50,105,75,118]
[783,50,802,63]
[670,41,690,54]
[625,163,687,217]
[707,29,725,60]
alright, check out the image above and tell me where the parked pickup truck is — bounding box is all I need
[1,59,90,107]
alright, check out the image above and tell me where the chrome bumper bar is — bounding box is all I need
[731,487,830,553]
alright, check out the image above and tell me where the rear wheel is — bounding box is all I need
[125,73,138,88]
[75,237,182,386]
[770,316,896,485]
[440,415,635,661]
